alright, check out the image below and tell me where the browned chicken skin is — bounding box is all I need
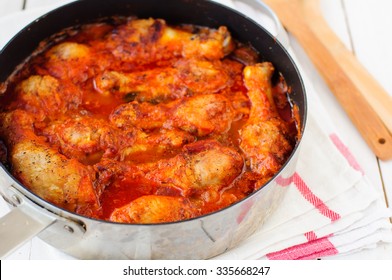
[95,139,243,196]
[94,59,232,103]
[102,18,234,66]
[141,139,244,197]
[110,93,236,137]
[42,115,196,164]
[239,63,294,179]
[41,42,93,82]
[33,19,234,79]
[119,128,196,163]
[0,110,101,217]
[7,75,82,122]
[100,139,244,222]
[41,115,134,164]
[110,195,198,224]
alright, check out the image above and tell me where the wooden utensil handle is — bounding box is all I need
[302,0,392,135]
[264,0,392,160]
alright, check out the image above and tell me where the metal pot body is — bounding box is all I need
[0,154,297,259]
[0,0,307,259]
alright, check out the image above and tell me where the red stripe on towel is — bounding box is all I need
[277,173,341,222]
[330,133,364,174]
[304,231,318,241]
[266,235,338,260]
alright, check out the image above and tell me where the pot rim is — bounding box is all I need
[0,0,307,227]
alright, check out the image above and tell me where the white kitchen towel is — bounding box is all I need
[212,0,392,260]
[214,111,392,259]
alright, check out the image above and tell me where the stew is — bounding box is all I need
[0,17,299,223]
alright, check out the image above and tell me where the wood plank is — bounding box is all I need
[311,0,392,258]
[317,1,392,138]
[285,0,384,191]
[319,0,351,50]
[25,0,74,9]
[321,0,388,195]
[0,0,24,17]
[324,1,390,135]
[343,0,392,206]
[344,0,392,96]
[263,0,392,160]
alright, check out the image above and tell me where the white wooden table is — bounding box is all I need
[0,0,391,259]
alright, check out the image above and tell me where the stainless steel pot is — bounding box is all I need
[0,0,307,259]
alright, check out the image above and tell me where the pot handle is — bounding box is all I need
[230,0,290,49]
[0,195,56,259]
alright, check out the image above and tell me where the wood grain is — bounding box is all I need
[303,0,392,134]
[264,0,392,160]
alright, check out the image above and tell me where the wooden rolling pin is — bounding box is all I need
[263,0,392,160]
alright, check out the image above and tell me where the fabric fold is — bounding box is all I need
[212,0,392,260]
